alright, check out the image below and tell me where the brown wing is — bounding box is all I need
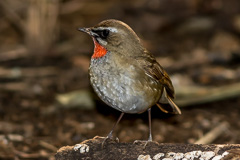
[134,50,175,99]
[134,50,181,114]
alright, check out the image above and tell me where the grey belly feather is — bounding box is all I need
[89,55,162,114]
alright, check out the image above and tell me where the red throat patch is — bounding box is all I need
[92,39,107,58]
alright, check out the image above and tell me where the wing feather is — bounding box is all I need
[134,51,175,99]
[134,50,181,114]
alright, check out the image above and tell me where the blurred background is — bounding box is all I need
[0,0,240,159]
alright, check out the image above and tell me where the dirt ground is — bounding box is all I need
[0,0,240,159]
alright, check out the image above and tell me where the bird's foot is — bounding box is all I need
[101,135,119,148]
[133,139,159,149]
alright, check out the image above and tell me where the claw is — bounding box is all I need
[101,112,124,148]
[101,136,119,148]
[133,140,158,149]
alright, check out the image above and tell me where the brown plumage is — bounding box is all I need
[79,19,181,146]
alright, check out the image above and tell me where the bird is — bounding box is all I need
[78,19,181,147]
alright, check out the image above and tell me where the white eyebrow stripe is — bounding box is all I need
[96,27,118,33]
[106,27,118,33]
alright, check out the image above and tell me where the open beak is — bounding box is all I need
[78,27,97,37]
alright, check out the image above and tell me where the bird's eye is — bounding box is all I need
[100,29,109,39]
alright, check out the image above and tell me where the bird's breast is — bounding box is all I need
[89,54,162,114]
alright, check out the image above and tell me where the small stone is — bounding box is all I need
[200,151,215,160]
[138,154,152,160]
[153,153,164,160]
[166,152,176,158]
[175,153,184,159]
[55,90,95,110]
[184,151,195,159]
[212,155,223,160]
[73,144,89,153]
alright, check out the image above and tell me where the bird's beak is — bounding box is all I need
[78,27,91,34]
[78,27,97,37]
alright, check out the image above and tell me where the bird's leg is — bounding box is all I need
[143,108,153,148]
[106,112,124,139]
[102,112,124,148]
[147,108,153,142]
[134,108,155,148]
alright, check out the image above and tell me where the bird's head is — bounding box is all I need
[79,19,144,59]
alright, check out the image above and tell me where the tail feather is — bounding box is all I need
[156,103,170,114]
[157,88,181,114]
[166,95,181,114]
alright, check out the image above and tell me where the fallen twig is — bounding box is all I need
[39,140,58,152]
[194,122,229,144]
[0,46,28,62]
[0,67,59,79]
[175,82,240,107]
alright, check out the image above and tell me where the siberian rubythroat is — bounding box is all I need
[79,19,181,145]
